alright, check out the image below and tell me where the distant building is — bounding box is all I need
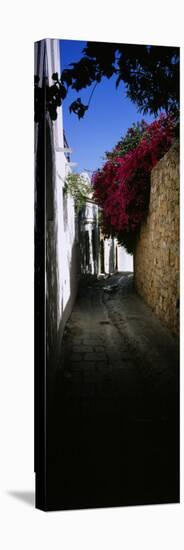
[78,172,99,275]
[79,173,133,276]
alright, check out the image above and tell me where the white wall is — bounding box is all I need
[35,38,79,372]
[48,39,79,353]
[79,197,99,275]
[101,238,133,275]
[117,245,133,272]
[104,238,116,274]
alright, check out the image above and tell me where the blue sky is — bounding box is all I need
[60,40,155,174]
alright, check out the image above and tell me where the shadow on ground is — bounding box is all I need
[46,273,179,511]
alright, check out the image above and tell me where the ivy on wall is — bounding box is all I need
[64,173,91,213]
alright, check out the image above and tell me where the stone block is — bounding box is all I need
[70,354,83,361]
[84,352,106,361]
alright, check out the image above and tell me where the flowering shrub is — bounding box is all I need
[92,115,176,253]
[105,120,148,160]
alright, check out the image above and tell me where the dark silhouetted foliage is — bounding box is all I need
[61,42,179,119]
[34,42,179,123]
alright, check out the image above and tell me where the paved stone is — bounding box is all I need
[83,361,96,369]
[84,352,107,361]
[83,339,103,345]
[94,346,105,352]
[71,338,83,344]
[70,354,83,361]
[48,272,179,509]
[72,345,93,353]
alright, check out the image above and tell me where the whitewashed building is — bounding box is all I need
[79,172,133,276]
[100,236,133,274]
[78,172,100,275]
[34,38,79,373]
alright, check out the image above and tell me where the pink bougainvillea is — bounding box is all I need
[92,115,176,253]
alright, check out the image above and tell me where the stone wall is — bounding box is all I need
[134,141,179,335]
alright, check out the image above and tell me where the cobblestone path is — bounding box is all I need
[47,273,179,510]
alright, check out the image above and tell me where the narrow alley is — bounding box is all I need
[47,272,179,510]
[34,39,180,513]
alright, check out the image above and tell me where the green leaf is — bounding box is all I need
[60,84,67,99]
[52,72,58,81]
